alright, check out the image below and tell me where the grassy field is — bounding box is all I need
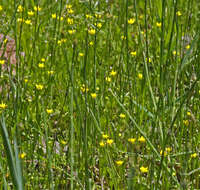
[0,0,200,189]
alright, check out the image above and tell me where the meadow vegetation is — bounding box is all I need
[0,0,200,189]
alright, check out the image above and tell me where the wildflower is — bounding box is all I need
[186,45,190,50]
[17,5,23,12]
[88,28,96,35]
[28,10,34,16]
[115,160,124,166]
[66,4,72,9]
[173,50,176,55]
[0,5,2,11]
[81,85,89,93]
[0,102,7,109]
[89,41,94,46]
[119,113,125,119]
[110,70,117,76]
[118,133,122,137]
[17,18,24,23]
[19,153,26,159]
[121,35,126,40]
[140,166,148,173]
[38,63,45,68]
[58,16,64,21]
[102,134,109,139]
[183,119,189,126]
[138,73,143,80]
[165,147,172,152]
[128,18,135,24]
[160,150,167,157]
[138,136,146,143]
[67,18,73,25]
[146,57,152,63]
[68,29,76,34]
[156,22,162,27]
[34,6,41,12]
[130,51,137,56]
[46,109,53,114]
[91,93,97,99]
[95,14,101,19]
[86,14,92,19]
[60,140,67,145]
[0,60,5,65]
[52,13,56,19]
[187,111,191,116]
[97,23,102,29]
[106,77,111,82]
[24,79,28,83]
[191,153,198,158]
[67,9,74,14]
[3,38,7,44]
[47,70,54,75]
[128,138,136,144]
[99,141,105,147]
[35,84,43,90]
[25,20,32,25]
[79,52,84,57]
[176,11,182,16]
[106,139,113,145]
[41,58,46,62]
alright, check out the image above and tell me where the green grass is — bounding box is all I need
[0,0,200,189]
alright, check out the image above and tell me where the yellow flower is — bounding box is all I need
[106,139,113,145]
[60,140,67,145]
[140,166,148,173]
[88,28,96,35]
[28,10,34,16]
[38,63,45,68]
[68,29,76,34]
[115,160,124,166]
[24,79,28,83]
[41,58,46,62]
[67,18,73,25]
[46,109,53,114]
[128,18,135,24]
[95,14,101,19]
[121,35,126,40]
[176,11,182,16]
[165,147,172,152]
[58,16,64,21]
[89,41,94,46]
[0,102,7,109]
[191,153,198,158]
[34,6,41,12]
[156,22,162,27]
[86,14,92,19]
[118,133,122,137]
[183,119,189,126]
[35,84,43,90]
[160,150,167,157]
[91,93,97,99]
[19,153,26,159]
[0,5,3,11]
[173,50,176,55]
[128,138,136,144]
[0,60,5,65]
[66,4,72,9]
[102,134,109,139]
[52,13,56,19]
[119,113,125,119]
[79,52,84,57]
[106,77,111,82]
[47,70,54,75]
[186,45,190,50]
[17,5,23,12]
[25,20,32,25]
[130,51,137,56]
[67,9,74,14]
[110,70,117,76]
[97,23,102,29]
[17,18,24,23]
[187,111,191,116]
[81,85,89,93]
[138,136,146,143]
[138,73,143,80]
[99,141,105,147]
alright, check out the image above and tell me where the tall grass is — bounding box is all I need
[0,0,200,189]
